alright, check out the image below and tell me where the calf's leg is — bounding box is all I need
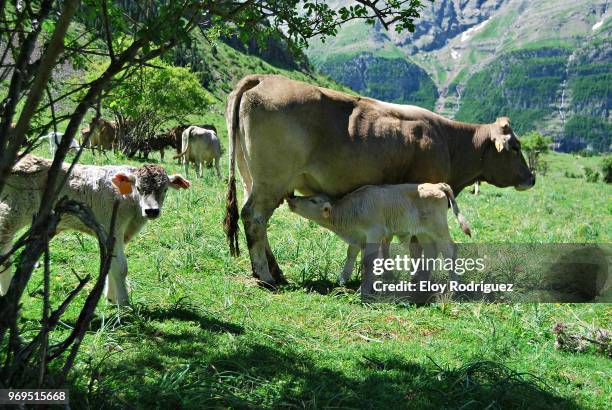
[105,238,129,305]
[340,245,360,284]
[0,242,13,296]
[0,215,17,296]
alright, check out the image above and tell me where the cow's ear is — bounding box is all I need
[322,202,332,219]
[169,174,190,190]
[496,117,512,134]
[112,172,135,195]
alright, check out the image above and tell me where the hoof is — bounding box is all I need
[258,279,278,291]
[273,275,289,286]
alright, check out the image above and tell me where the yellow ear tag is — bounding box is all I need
[495,140,504,152]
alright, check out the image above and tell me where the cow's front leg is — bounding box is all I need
[0,247,13,297]
[0,225,16,296]
[105,239,129,305]
[340,245,360,284]
[241,193,284,287]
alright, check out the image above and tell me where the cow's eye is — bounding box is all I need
[309,198,317,204]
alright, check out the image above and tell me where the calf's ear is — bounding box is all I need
[112,172,135,195]
[169,174,190,190]
[322,202,332,219]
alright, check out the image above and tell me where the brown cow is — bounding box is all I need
[89,118,117,151]
[224,74,535,286]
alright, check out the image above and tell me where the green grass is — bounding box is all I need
[7,135,611,408]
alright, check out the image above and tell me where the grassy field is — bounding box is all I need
[9,129,612,408]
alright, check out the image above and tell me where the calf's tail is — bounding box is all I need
[439,183,471,237]
[224,76,260,257]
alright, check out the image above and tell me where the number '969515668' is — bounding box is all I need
[0,389,69,404]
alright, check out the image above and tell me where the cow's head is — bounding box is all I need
[481,117,535,191]
[112,165,190,219]
[286,194,333,222]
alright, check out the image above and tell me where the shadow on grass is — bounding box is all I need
[75,332,582,410]
[289,277,361,295]
[133,304,244,335]
[44,303,244,336]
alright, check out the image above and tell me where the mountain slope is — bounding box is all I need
[306,0,611,152]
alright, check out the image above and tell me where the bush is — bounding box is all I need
[521,131,552,173]
[564,170,581,179]
[602,156,612,183]
[584,167,600,183]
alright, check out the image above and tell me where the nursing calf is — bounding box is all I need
[0,155,190,305]
[287,183,471,284]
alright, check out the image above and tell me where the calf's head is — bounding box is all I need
[112,164,190,219]
[286,194,333,222]
[481,117,535,191]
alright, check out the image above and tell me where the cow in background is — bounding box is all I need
[173,126,221,178]
[167,124,218,163]
[47,131,80,156]
[83,118,117,151]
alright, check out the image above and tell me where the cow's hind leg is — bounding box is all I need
[196,161,203,178]
[183,157,189,178]
[241,191,285,287]
[214,157,221,179]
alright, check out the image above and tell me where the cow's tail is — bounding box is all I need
[172,148,187,160]
[172,128,191,160]
[439,183,471,237]
[224,76,260,257]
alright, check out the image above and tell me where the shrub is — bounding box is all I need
[564,170,581,179]
[584,167,600,183]
[602,156,612,183]
[521,131,552,174]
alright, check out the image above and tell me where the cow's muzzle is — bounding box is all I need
[515,175,536,191]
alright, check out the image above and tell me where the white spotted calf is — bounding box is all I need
[0,155,189,305]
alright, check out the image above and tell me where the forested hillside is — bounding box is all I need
[307,0,611,152]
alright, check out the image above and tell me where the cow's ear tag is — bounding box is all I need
[495,140,504,152]
[112,173,134,195]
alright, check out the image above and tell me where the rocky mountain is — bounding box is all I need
[306,0,611,152]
